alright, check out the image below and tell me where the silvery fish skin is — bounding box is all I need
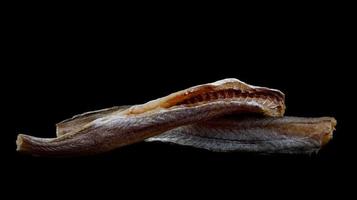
[146,116,336,154]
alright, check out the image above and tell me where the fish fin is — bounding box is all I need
[56,105,131,137]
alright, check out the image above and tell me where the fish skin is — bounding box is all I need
[146,116,336,154]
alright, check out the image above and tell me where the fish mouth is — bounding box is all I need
[122,78,285,117]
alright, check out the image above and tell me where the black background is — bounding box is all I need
[7,4,355,198]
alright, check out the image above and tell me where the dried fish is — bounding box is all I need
[16,78,335,156]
